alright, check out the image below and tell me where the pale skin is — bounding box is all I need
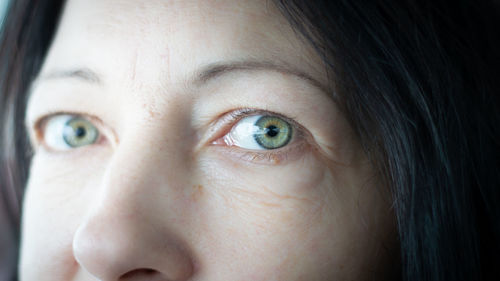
[19,0,397,280]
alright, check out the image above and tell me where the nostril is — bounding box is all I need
[119,268,158,280]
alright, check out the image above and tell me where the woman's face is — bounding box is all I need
[20,0,397,280]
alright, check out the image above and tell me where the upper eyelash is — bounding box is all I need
[226,107,300,127]
[32,108,300,138]
[33,111,85,132]
[211,107,302,141]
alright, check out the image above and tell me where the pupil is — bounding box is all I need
[75,127,86,138]
[266,125,279,137]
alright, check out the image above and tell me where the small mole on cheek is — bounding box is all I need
[148,109,158,118]
[191,184,204,202]
[142,103,159,119]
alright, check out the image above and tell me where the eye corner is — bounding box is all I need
[25,115,52,149]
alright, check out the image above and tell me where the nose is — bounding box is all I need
[73,209,194,281]
[72,136,195,281]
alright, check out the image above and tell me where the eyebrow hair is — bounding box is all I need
[38,60,329,94]
[193,60,328,93]
[40,68,102,84]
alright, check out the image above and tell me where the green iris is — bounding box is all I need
[62,117,99,148]
[253,116,292,149]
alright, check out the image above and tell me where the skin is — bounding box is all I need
[19,0,398,280]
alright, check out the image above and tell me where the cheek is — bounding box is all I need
[192,150,395,280]
[20,146,395,281]
[19,152,109,280]
[189,151,359,279]
[197,150,326,228]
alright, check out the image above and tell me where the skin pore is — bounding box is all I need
[19,0,397,280]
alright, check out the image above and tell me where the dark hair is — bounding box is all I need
[273,1,500,280]
[1,1,499,281]
[0,1,65,280]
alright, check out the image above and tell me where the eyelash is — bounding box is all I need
[220,141,308,165]
[31,108,309,164]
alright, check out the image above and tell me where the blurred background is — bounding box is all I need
[0,0,8,25]
[1,1,16,281]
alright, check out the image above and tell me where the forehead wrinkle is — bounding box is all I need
[129,48,138,82]
[83,0,170,39]
[88,0,278,35]
[44,0,330,98]
[93,0,207,27]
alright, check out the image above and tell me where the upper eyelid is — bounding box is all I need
[31,111,84,130]
[32,112,85,139]
[32,109,304,130]
[218,108,302,132]
[202,108,303,144]
[238,109,300,125]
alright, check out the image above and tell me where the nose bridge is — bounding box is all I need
[101,122,189,204]
[111,110,193,185]
[112,123,176,183]
[72,127,194,280]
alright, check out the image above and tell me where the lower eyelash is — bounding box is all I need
[217,141,310,165]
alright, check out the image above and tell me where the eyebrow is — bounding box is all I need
[40,68,102,84]
[38,60,328,93]
[193,60,328,92]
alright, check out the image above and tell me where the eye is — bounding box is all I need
[222,115,293,150]
[42,115,100,150]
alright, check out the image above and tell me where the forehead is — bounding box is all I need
[40,0,326,89]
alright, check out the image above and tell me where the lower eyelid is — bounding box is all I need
[211,141,310,166]
[39,133,108,155]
